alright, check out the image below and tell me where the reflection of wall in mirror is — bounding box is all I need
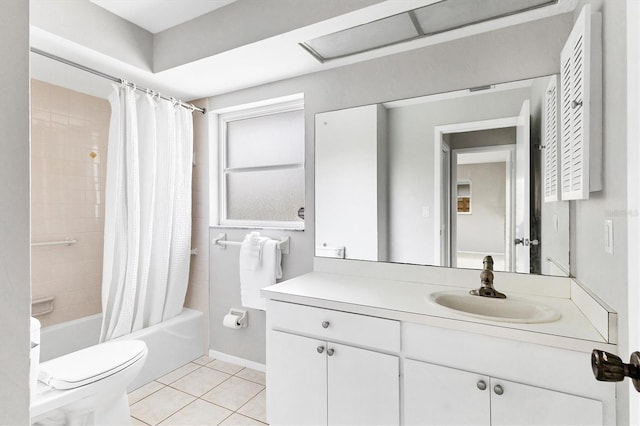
[387,87,533,266]
[456,163,506,258]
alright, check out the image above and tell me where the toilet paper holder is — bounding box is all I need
[228,308,248,328]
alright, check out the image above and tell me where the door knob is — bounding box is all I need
[515,238,538,246]
[322,321,330,329]
[592,349,640,392]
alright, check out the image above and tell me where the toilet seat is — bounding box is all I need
[38,340,147,390]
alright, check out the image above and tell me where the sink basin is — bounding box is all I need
[429,290,562,324]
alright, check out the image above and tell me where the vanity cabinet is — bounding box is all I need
[404,359,602,426]
[266,300,400,425]
[403,322,614,425]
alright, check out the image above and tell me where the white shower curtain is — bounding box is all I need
[100,84,193,342]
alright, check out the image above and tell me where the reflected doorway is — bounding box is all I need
[434,101,530,273]
[452,145,514,271]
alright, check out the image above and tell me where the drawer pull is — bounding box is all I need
[317,346,325,354]
[477,380,487,391]
[327,348,335,356]
[322,321,330,329]
[494,384,504,395]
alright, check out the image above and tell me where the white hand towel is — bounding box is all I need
[240,238,282,311]
[241,232,264,271]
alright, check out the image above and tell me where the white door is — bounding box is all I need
[491,378,603,425]
[628,1,640,424]
[514,100,531,273]
[267,331,327,425]
[404,359,490,425]
[327,343,400,425]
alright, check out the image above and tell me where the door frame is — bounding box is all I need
[434,116,518,266]
[451,145,515,270]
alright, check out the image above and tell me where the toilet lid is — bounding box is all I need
[38,340,147,390]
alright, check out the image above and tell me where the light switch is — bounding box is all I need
[604,219,613,254]
[422,206,430,218]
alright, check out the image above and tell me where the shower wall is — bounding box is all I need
[30,79,110,327]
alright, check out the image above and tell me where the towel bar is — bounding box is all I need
[213,233,290,254]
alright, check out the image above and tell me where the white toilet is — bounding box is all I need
[30,319,148,426]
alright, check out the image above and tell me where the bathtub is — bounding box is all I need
[39,308,205,390]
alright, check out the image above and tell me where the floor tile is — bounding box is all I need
[131,416,149,425]
[158,399,233,425]
[130,386,196,425]
[170,366,231,397]
[219,412,268,426]
[237,389,267,423]
[128,381,165,405]
[206,359,245,375]
[193,355,215,365]
[156,362,201,385]
[201,376,265,411]
[235,368,266,385]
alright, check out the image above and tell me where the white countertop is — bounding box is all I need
[262,271,615,353]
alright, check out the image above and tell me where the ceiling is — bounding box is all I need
[29,0,577,102]
[89,0,237,33]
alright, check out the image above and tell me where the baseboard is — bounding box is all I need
[209,350,266,372]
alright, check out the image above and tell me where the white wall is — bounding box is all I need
[205,12,573,363]
[30,0,153,71]
[153,0,384,72]
[568,1,629,422]
[456,162,507,255]
[0,0,31,423]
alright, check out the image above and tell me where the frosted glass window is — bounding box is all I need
[227,169,304,222]
[219,96,305,229]
[227,110,304,168]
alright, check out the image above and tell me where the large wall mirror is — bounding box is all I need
[315,75,571,277]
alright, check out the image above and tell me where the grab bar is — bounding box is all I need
[213,233,290,254]
[31,238,77,247]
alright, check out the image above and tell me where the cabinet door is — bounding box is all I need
[490,379,603,426]
[327,343,399,425]
[267,331,327,425]
[403,359,490,425]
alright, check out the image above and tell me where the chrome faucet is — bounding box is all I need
[469,255,506,299]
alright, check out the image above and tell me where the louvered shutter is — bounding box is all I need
[559,4,602,200]
[543,75,560,202]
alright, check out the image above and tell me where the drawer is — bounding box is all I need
[269,301,400,353]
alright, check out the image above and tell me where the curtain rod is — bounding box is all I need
[30,47,206,114]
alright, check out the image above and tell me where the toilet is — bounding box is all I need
[30,319,148,426]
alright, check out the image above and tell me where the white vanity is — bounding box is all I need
[262,259,617,425]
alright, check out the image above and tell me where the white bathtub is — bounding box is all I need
[39,308,205,390]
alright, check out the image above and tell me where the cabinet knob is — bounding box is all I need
[327,348,335,356]
[571,99,583,109]
[322,321,330,329]
[317,346,325,354]
[476,380,487,391]
[494,384,504,395]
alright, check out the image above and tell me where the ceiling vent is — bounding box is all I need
[300,0,558,62]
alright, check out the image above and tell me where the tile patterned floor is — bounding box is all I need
[128,356,267,425]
